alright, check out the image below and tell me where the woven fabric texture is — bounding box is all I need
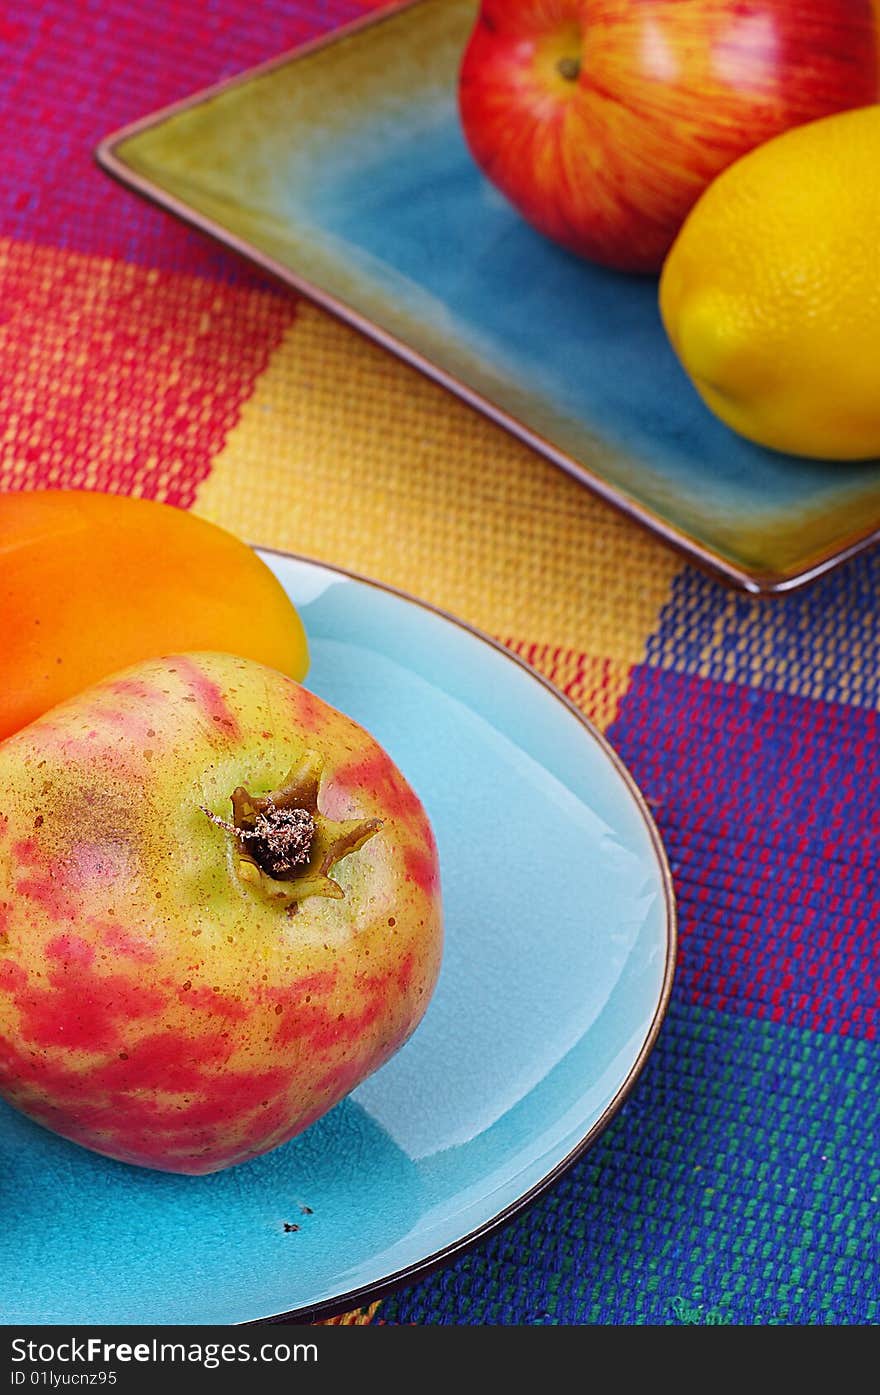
[2,0,878,1328]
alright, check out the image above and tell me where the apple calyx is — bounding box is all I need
[556,56,581,82]
[202,750,382,908]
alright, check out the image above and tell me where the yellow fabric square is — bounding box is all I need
[195,303,682,728]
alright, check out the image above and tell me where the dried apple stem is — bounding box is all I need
[557,56,581,82]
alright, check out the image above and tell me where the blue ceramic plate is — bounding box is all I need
[0,552,675,1326]
[95,0,880,595]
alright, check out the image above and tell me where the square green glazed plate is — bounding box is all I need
[96,0,880,595]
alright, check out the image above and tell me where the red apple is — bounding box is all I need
[458,0,880,273]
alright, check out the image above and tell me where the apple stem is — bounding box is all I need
[556,56,581,82]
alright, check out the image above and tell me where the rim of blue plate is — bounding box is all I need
[92,0,880,599]
[239,545,678,1326]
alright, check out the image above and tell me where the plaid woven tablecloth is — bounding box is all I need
[3,0,878,1328]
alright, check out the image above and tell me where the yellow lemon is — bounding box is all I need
[659,103,880,461]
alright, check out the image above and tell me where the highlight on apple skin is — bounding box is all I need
[458,0,880,274]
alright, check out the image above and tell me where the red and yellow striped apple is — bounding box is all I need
[0,652,443,1175]
[458,0,880,273]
